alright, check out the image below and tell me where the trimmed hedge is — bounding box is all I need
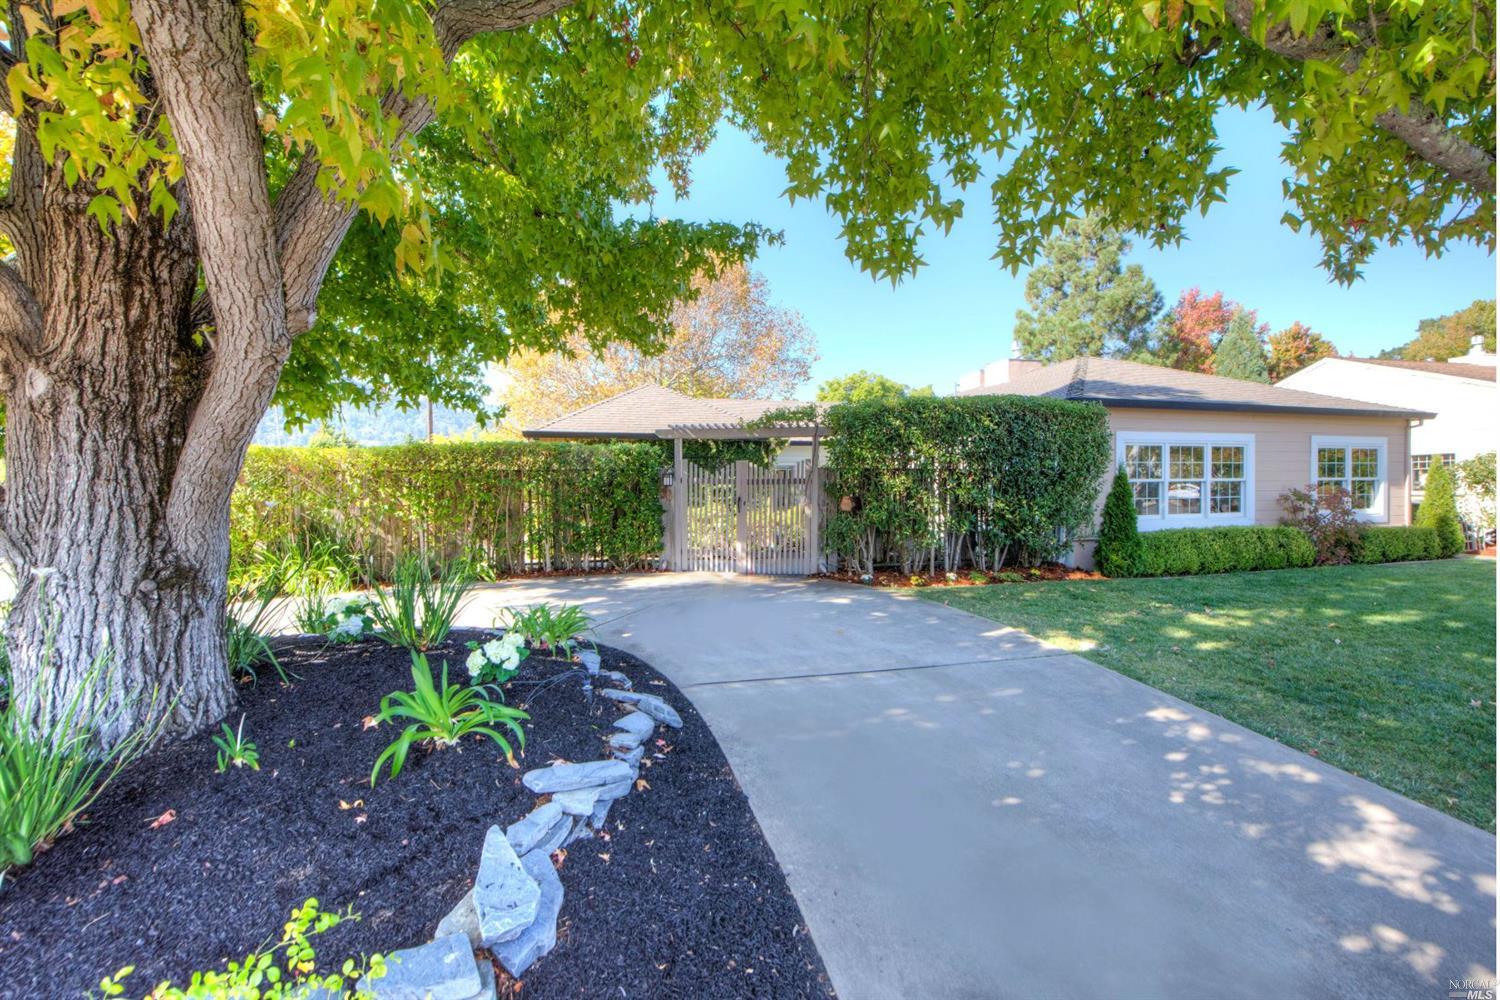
[1353,526,1441,564]
[231,441,664,580]
[1136,526,1316,577]
[823,395,1110,574]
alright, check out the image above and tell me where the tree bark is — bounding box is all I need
[3,177,231,746]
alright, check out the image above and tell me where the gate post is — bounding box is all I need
[672,437,686,571]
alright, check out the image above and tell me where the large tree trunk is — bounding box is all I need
[3,185,237,747]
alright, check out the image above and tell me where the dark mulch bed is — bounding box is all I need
[819,562,1101,588]
[0,631,833,999]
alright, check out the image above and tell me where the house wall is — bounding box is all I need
[1067,406,1412,569]
[1277,358,1495,466]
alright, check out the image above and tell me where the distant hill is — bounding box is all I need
[254,401,485,447]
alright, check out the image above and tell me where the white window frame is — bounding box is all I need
[1116,431,1256,531]
[1411,452,1455,491]
[1310,435,1388,523]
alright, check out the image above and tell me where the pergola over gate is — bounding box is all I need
[661,419,824,575]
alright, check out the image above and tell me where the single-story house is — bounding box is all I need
[1275,334,1496,522]
[957,356,1436,568]
[522,384,823,465]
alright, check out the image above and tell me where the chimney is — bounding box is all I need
[1473,332,1485,352]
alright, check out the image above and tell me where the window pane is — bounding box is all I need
[1210,481,1242,514]
[1132,481,1160,516]
[1167,480,1202,514]
[1211,446,1244,480]
[1169,445,1204,480]
[1125,444,1162,480]
[1315,480,1343,500]
[1350,448,1379,479]
[1317,447,1346,479]
[1349,479,1376,510]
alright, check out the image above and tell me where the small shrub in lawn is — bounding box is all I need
[366,555,473,652]
[968,570,988,584]
[369,653,528,786]
[1279,484,1363,564]
[1414,462,1465,557]
[96,899,375,999]
[464,631,528,686]
[0,634,158,876]
[1354,526,1441,564]
[1137,526,1315,576]
[1095,469,1143,578]
[501,603,592,657]
[212,715,260,772]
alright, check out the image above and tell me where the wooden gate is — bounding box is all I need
[673,459,818,574]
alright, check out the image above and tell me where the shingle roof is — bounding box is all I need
[1332,357,1496,382]
[957,356,1435,418]
[522,385,812,439]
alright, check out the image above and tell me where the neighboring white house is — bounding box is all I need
[1277,333,1497,525]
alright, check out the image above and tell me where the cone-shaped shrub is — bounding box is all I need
[1415,462,1465,557]
[1095,469,1142,577]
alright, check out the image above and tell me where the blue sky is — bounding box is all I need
[643,105,1496,399]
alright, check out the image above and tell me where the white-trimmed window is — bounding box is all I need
[1411,453,1455,490]
[1311,436,1388,521]
[1118,433,1255,529]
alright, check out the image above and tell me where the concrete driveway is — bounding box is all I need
[460,573,1496,999]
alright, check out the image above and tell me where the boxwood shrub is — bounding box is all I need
[1135,526,1316,577]
[1353,526,1441,564]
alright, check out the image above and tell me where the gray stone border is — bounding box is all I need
[356,672,682,999]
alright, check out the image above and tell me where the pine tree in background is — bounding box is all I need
[1095,469,1143,577]
[1213,310,1271,383]
[1415,463,1466,557]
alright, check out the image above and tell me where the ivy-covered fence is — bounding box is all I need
[231,442,665,580]
[822,396,1111,574]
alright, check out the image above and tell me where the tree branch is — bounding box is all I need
[264,0,573,336]
[1222,0,1495,195]
[131,0,291,555]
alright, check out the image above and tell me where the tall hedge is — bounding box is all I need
[1414,462,1465,557]
[1095,468,1142,577]
[822,395,1110,573]
[231,441,664,579]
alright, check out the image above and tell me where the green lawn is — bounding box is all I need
[920,559,1497,830]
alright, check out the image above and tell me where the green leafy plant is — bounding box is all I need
[1095,469,1143,578]
[1355,526,1441,564]
[231,538,358,597]
[1458,451,1496,531]
[297,592,377,643]
[227,577,288,684]
[967,571,988,584]
[1,632,159,875]
[213,715,261,772]
[94,899,376,998]
[366,555,474,652]
[501,603,592,657]
[1414,462,1466,557]
[464,632,528,687]
[369,654,528,786]
[1136,526,1316,577]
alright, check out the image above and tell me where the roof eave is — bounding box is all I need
[1086,397,1436,420]
[521,429,664,441]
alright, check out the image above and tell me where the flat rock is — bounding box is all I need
[506,801,564,856]
[529,813,572,857]
[494,848,565,977]
[608,730,644,752]
[551,785,603,816]
[595,776,634,802]
[565,815,595,845]
[471,959,497,1000]
[357,933,480,1000]
[612,744,644,769]
[599,689,682,728]
[598,669,633,689]
[577,649,601,675]
[612,711,655,739]
[522,759,635,794]
[587,796,612,831]
[474,825,541,946]
[434,889,479,948]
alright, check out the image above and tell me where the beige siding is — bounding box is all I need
[1069,407,1413,567]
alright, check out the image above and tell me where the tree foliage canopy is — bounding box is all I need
[1381,299,1497,362]
[816,371,933,405]
[499,263,815,432]
[1211,308,1271,382]
[1266,321,1338,381]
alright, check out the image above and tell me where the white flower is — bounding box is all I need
[482,638,506,661]
[466,649,484,676]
